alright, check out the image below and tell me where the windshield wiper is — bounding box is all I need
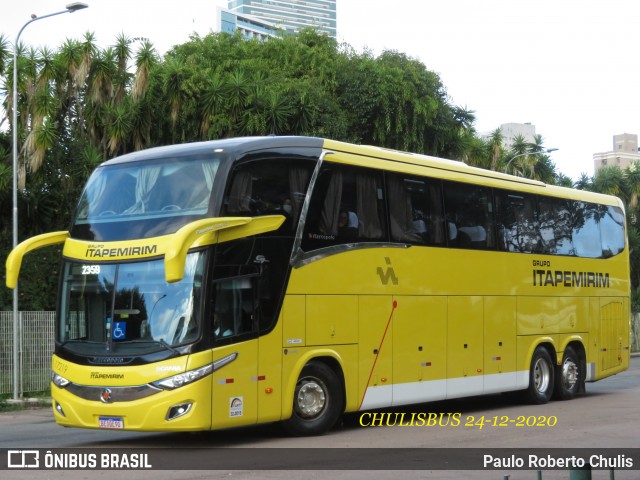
[116,338,181,355]
[158,339,180,355]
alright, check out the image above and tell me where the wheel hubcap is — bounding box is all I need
[562,358,579,389]
[533,358,551,393]
[295,379,326,418]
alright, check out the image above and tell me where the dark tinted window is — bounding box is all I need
[495,190,541,253]
[223,159,312,234]
[601,206,626,257]
[302,164,386,251]
[572,202,604,258]
[387,173,445,245]
[538,197,575,255]
[444,182,495,249]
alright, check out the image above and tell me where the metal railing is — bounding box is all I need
[0,311,55,396]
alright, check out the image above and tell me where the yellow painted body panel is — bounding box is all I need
[392,296,447,385]
[210,341,258,429]
[306,295,358,346]
[51,351,214,431]
[5,231,68,288]
[517,297,589,335]
[484,297,517,378]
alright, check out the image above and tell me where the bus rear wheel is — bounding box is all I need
[523,347,554,404]
[553,346,582,400]
[283,361,344,436]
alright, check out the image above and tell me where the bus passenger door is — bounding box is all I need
[359,295,394,410]
[210,276,259,429]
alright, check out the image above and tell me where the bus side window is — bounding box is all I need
[302,164,386,250]
[387,173,445,246]
[495,190,540,253]
[600,205,626,257]
[443,181,495,250]
[223,160,312,233]
[538,197,575,255]
[571,202,603,258]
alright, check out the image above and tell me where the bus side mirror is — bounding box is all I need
[5,231,69,289]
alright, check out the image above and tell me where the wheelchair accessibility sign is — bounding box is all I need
[112,322,126,340]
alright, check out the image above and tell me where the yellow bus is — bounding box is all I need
[6,136,630,435]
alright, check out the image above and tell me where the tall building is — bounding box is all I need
[480,122,538,150]
[593,133,640,172]
[228,0,337,38]
[216,7,283,40]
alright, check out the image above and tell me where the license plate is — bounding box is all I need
[99,416,124,429]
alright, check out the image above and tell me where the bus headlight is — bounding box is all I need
[152,364,214,390]
[51,371,70,388]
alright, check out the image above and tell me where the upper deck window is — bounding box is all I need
[75,156,221,224]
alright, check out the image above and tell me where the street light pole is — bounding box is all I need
[11,2,88,401]
[504,147,559,174]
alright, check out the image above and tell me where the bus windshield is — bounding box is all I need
[58,252,205,356]
[75,156,221,224]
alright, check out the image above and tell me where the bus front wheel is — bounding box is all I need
[553,346,582,400]
[524,347,554,404]
[283,361,344,436]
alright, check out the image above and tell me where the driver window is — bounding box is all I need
[223,159,312,234]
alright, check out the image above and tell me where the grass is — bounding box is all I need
[0,391,51,412]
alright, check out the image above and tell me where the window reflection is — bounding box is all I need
[59,253,205,354]
[76,156,220,223]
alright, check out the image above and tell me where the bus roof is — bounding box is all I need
[99,136,325,166]
[323,138,624,208]
[97,136,623,209]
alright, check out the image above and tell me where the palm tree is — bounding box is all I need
[131,39,157,101]
[574,173,593,191]
[57,38,83,121]
[224,69,251,135]
[162,57,188,131]
[263,89,293,134]
[593,166,625,198]
[0,34,10,78]
[504,134,529,176]
[200,71,227,138]
[113,33,132,106]
[86,48,116,155]
[106,102,132,155]
[76,32,97,89]
[486,128,503,171]
[625,161,640,210]
[531,154,556,184]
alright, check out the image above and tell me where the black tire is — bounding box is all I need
[282,361,344,436]
[523,347,555,404]
[553,346,582,400]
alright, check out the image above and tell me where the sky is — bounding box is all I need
[2,0,640,180]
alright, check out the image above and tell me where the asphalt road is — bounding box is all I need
[2,356,639,480]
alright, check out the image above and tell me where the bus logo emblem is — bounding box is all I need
[377,257,398,285]
[100,388,113,403]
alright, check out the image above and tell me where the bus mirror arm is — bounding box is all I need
[165,217,252,283]
[5,231,69,289]
[164,215,285,283]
